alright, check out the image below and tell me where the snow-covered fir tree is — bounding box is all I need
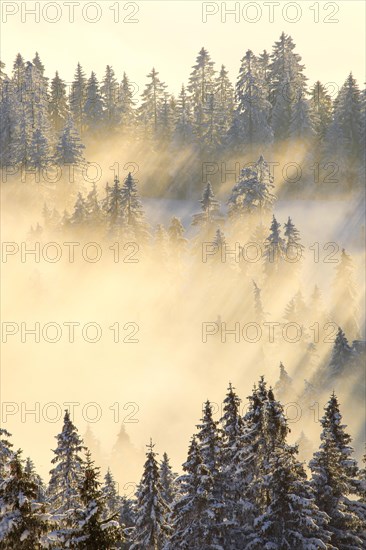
[84,71,104,133]
[0,429,13,478]
[24,457,46,503]
[71,192,88,226]
[11,61,52,169]
[167,436,225,549]
[228,155,276,220]
[310,81,333,146]
[49,71,69,134]
[219,383,248,546]
[120,172,149,242]
[263,215,286,276]
[289,95,315,146]
[101,468,121,520]
[173,84,194,145]
[32,52,48,87]
[12,53,25,91]
[247,443,332,549]
[310,393,364,548]
[269,32,308,142]
[68,450,122,549]
[53,115,85,167]
[0,451,49,549]
[106,176,125,235]
[159,452,177,505]
[257,49,271,98]
[48,410,85,514]
[325,73,363,186]
[158,92,176,145]
[284,216,304,262]
[0,74,13,167]
[196,400,221,474]
[138,68,167,141]
[119,72,136,135]
[101,65,120,131]
[192,181,221,231]
[328,326,353,378]
[131,440,170,549]
[70,62,87,135]
[229,50,272,150]
[188,47,216,146]
[214,65,235,147]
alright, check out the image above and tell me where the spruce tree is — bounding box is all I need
[12,53,25,92]
[196,400,221,473]
[54,115,86,167]
[85,183,103,227]
[11,61,51,169]
[247,444,331,549]
[106,176,125,235]
[215,64,235,146]
[138,68,167,140]
[328,326,353,378]
[310,81,333,146]
[71,192,88,226]
[69,450,122,549]
[230,50,272,149]
[188,47,216,145]
[159,452,177,505]
[310,393,364,548]
[284,216,304,262]
[49,71,69,133]
[48,410,85,514]
[119,72,136,135]
[228,155,275,220]
[0,429,13,478]
[24,457,46,502]
[120,172,149,242]
[70,62,87,135]
[0,451,49,549]
[84,72,104,133]
[102,468,121,519]
[220,383,249,546]
[325,73,363,186]
[173,84,194,145]
[101,65,120,130]
[0,74,13,167]
[167,436,224,549]
[131,440,170,549]
[263,215,286,276]
[289,95,315,146]
[192,181,221,230]
[269,32,308,142]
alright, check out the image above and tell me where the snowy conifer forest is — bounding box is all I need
[1,16,365,550]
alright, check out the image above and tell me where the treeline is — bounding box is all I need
[0,378,365,548]
[1,33,365,193]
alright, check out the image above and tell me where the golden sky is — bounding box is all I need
[1,0,365,96]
